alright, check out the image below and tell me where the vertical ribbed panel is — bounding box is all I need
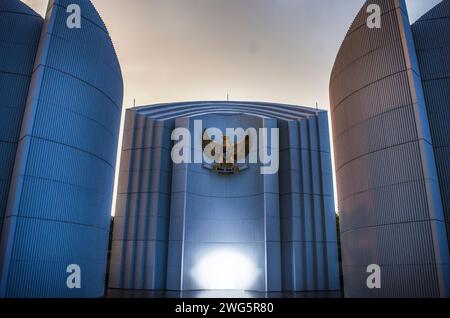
[109,102,340,293]
[109,112,172,290]
[412,0,450,250]
[0,0,43,238]
[0,0,123,298]
[279,113,339,292]
[330,0,450,297]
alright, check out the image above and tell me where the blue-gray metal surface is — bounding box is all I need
[0,0,123,297]
[330,0,450,297]
[0,0,43,243]
[412,0,450,252]
[109,101,340,292]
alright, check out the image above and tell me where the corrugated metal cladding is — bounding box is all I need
[0,0,43,246]
[109,102,340,292]
[330,0,450,297]
[412,0,450,254]
[0,0,123,297]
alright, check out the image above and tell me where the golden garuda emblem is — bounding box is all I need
[202,130,250,175]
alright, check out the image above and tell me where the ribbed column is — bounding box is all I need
[412,0,450,254]
[0,0,43,240]
[330,0,449,297]
[0,0,123,297]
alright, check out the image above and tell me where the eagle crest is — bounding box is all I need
[202,130,250,175]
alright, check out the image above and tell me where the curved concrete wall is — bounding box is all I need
[0,0,123,297]
[330,0,450,297]
[412,0,450,251]
[0,0,43,241]
[110,101,340,293]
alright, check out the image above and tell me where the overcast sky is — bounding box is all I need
[20,0,442,214]
[22,0,441,108]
